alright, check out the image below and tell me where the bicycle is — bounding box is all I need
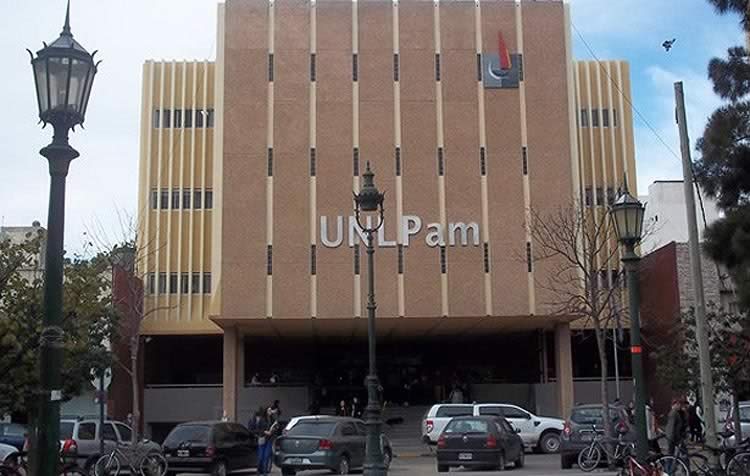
[578,425,635,471]
[0,451,84,476]
[618,453,689,476]
[94,443,167,476]
[681,435,750,476]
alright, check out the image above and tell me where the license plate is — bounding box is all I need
[177,449,189,457]
[458,453,473,461]
[286,457,311,465]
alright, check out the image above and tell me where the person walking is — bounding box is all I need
[646,399,661,454]
[249,407,272,476]
[350,396,363,419]
[336,399,349,416]
[665,399,685,456]
[688,400,703,443]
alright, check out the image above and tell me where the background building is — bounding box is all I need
[136,0,637,439]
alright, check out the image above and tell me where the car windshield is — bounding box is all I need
[444,420,489,434]
[287,422,336,437]
[59,422,74,439]
[164,425,210,446]
[571,407,620,425]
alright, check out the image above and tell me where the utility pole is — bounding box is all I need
[674,81,718,454]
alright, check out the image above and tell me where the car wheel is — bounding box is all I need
[561,454,573,470]
[515,450,525,469]
[211,460,227,476]
[281,468,296,476]
[437,464,449,473]
[383,448,392,469]
[496,452,505,472]
[539,431,561,454]
[335,455,350,475]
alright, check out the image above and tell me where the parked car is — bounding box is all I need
[722,401,750,447]
[435,415,524,472]
[58,417,161,475]
[422,403,564,453]
[274,416,392,476]
[559,403,627,470]
[0,424,27,451]
[162,421,258,476]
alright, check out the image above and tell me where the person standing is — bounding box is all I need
[646,399,661,454]
[336,399,349,416]
[665,399,685,456]
[249,408,271,476]
[350,397,363,419]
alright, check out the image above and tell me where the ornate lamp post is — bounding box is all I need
[610,186,647,464]
[27,3,98,474]
[353,162,387,476]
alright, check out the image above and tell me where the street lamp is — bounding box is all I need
[610,185,648,464]
[353,162,387,476]
[27,3,98,475]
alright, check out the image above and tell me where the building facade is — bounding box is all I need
[137,0,637,435]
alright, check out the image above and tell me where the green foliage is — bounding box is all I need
[706,0,750,30]
[656,305,750,396]
[0,237,119,417]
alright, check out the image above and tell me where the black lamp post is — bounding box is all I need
[27,3,98,475]
[610,186,647,464]
[353,162,387,476]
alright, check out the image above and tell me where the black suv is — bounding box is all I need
[560,404,627,469]
[163,421,258,476]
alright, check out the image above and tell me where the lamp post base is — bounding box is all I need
[364,375,387,476]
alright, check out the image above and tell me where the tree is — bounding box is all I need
[0,236,118,419]
[530,202,627,458]
[656,305,750,440]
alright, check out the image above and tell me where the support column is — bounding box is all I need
[555,323,574,419]
[222,326,239,421]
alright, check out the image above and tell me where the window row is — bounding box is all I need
[584,186,619,207]
[153,108,215,129]
[599,269,625,289]
[147,272,212,295]
[579,108,619,128]
[150,188,213,210]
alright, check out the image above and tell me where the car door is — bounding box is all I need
[101,423,120,455]
[497,418,523,462]
[231,424,255,470]
[354,422,369,468]
[500,405,535,446]
[214,424,237,470]
[339,422,362,468]
[76,422,98,461]
[114,423,133,445]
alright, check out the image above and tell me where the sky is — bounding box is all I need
[0,0,745,253]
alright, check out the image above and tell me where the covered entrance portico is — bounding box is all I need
[215,315,575,423]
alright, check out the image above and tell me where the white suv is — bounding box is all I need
[421,403,564,453]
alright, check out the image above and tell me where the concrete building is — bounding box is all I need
[136,0,637,437]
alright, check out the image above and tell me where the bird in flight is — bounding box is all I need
[662,38,676,51]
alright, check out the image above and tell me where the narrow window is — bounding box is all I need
[607,187,615,205]
[584,187,593,207]
[352,53,358,82]
[205,190,214,209]
[526,242,533,273]
[160,190,169,210]
[600,270,610,289]
[602,108,610,127]
[193,190,203,209]
[437,147,444,176]
[580,109,589,127]
[311,245,317,275]
[397,244,404,274]
[476,53,482,81]
[435,53,441,81]
[354,244,360,275]
[150,189,158,210]
[147,273,156,295]
[353,147,360,176]
[440,246,447,274]
[393,53,399,82]
[195,109,204,128]
[310,148,316,176]
[174,109,182,128]
[310,53,316,82]
[483,243,490,273]
[153,109,160,128]
[611,269,620,288]
[191,273,200,294]
[522,146,528,175]
[180,273,189,294]
[169,273,178,294]
[184,109,193,128]
[206,109,214,128]
[171,190,180,209]
[395,147,401,176]
[268,53,274,82]
[267,148,273,177]
[480,147,486,176]
[596,187,604,206]
[158,272,167,294]
[267,245,273,275]
[613,108,618,127]
[203,273,212,294]
[592,108,600,127]
[163,109,171,128]
[182,190,191,209]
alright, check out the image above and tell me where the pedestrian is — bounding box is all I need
[336,399,349,416]
[270,399,282,420]
[265,406,282,474]
[350,396,363,419]
[627,401,636,424]
[249,407,271,476]
[251,373,260,385]
[270,372,280,384]
[646,399,661,454]
[448,384,464,404]
[665,399,685,456]
[688,400,702,442]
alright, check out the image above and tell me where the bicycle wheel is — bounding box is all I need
[139,453,167,476]
[727,451,750,476]
[94,454,120,476]
[654,455,690,476]
[578,444,602,472]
